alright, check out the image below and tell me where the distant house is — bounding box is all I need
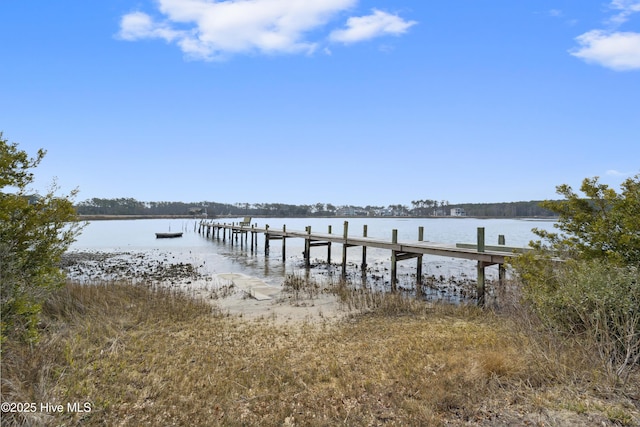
[337,206,368,216]
[375,208,393,216]
[450,207,466,217]
[336,206,356,216]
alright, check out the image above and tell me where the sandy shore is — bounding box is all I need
[196,273,348,324]
[61,251,350,324]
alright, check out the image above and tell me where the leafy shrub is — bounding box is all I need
[1,133,82,344]
[516,256,639,381]
[511,175,640,382]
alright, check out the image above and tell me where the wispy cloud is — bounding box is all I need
[117,0,416,61]
[329,9,417,44]
[608,0,640,25]
[571,30,640,70]
[118,11,184,42]
[570,0,640,70]
[606,169,636,177]
[548,9,563,18]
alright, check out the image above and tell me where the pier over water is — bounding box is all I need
[198,220,530,306]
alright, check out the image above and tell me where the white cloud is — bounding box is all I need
[118,11,184,42]
[570,1,640,70]
[570,30,640,70]
[117,0,416,61]
[608,0,640,25]
[329,9,417,44]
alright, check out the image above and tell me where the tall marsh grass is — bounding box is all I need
[1,280,638,426]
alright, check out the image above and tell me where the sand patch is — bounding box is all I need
[210,273,347,324]
[216,273,279,300]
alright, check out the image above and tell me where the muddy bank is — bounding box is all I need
[61,251,210,285]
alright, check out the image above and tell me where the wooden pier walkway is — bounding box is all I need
[198,220,529,306]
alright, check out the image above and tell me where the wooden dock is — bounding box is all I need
[198,220,528,306]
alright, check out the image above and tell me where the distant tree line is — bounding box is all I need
[75,198,556,218]
[455,201,555,217]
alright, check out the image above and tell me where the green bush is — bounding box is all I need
[534,175,640,266]
[516,256,639,380]
[511,175,640,382]
[1,132,82,344]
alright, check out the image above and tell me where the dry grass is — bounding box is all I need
[1,281,639,426]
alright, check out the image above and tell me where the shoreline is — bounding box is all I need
[77,214,557,221]
[60,249,488,323]
[60,250,353,324]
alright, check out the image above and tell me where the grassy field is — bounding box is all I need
[2,280,639,426]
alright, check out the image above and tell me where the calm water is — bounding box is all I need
[69,217,557,291]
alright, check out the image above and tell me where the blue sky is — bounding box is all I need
[1,0,638,206]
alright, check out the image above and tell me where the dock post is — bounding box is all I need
[417,226,424,296]
[477,227,486,307]
[305,226,311,268]
[361,225,368,272]
[391,229,398,291]
[264,225,270,255]
[341,221,349,279]
[222,224,226,242]
[282,225,286,262]
[498,235,506,289]
[327,225,332,264]
[250,225,255,252]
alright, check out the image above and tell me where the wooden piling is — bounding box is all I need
[391,229,398,291]
[498,234,506,288]
[477,227,486,307]
[417,226,424,296]
[282,225,286,261]
[232,223,236,247]
[362,225,368,271]
[305,226,311,268]
[327,225,332,264]
[341,221,348,279]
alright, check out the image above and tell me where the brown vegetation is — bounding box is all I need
[1,280,638,426]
